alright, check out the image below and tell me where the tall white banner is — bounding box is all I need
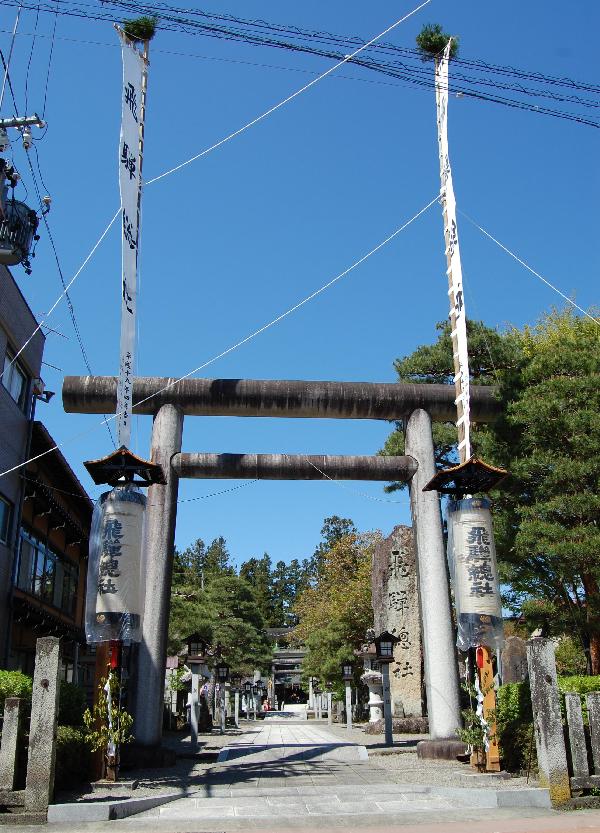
[435,40,471,460]
[116,32,144,448]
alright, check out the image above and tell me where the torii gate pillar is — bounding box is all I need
[405,409,461,740]
[133,404,183,747]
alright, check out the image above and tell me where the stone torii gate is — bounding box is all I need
[62,375,500,751]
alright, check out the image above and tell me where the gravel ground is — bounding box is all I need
[325,721,540,791]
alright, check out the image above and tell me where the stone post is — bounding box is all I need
[0,698,21,790]
[405,409,461,741]
[382,663,393,747]
[190,666,200,747]
[327,692,333,726]
[234,691,240,728]
[308,678,314,710]
[527,638,570,804]
[345,683,352,731]
[25,637,61,812]
[587,693,600,774]
[134,404,183,747]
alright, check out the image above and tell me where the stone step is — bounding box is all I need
[155,786,458,820]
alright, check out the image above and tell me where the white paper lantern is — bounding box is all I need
[447,497,504,651]
[85,485,146,643]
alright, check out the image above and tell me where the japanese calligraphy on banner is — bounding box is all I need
[116,31,144,448]
[85,485,146,643]
[435,40,471,460]
[447,497,504,652]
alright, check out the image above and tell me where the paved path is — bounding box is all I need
[130,723,551,828]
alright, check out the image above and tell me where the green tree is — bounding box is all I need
[239,553,274,626]
[489,310,600,672]
[305,516,357,581]
[381,309,600,672]
[380,319,520,490]
[293,528,376,689]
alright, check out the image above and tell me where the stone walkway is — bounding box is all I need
[129,722,550,828]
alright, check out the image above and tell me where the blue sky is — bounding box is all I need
[1,0,598,568]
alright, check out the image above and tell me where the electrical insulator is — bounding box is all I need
[0,128,9,153]
[42,195,51,214]
[22,127,32,150]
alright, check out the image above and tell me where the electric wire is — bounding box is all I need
[0,208,121,380]
[24,151,118,446]
[0,194,437,480]
[23,3,39,113]
[0,1,432,369]
[0,5,21,113]
[0,0,597,127]
[41,0,58,118]
[145,0,433,185]
[459,209,600,328]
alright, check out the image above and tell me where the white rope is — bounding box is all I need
[459,209,600,327]
[144,0,431,186]
[0,208,121,382]
[132,196,438,411]
[1,2,430,381]
[0,196,436,479]
[303,457,404,504]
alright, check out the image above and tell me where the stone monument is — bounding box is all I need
[501,635,529,683]
[372,525,423,717]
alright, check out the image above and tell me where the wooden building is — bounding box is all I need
[8,421,95,692]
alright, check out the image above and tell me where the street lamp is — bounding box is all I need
[186,635,209,747]
[341,662,354,731]
[374,631,398,747]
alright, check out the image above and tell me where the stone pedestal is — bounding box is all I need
[361,670,384,723]
[372,525,423,717]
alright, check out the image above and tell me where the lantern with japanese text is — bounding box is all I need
[85,484,146,643]
[446,496,504,652]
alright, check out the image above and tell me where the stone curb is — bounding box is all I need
[391,784,552,809]
[47,790,183,822]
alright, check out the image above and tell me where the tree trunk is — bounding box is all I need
[582,574,600,675]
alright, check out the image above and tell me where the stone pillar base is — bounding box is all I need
[121,744,176,769]
[417,738,467,761]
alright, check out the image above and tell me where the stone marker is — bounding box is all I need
[0,697,21,790]
[565,693,588,778]
[501,635,528,683]
[25,637,61,812]
[526,637,570,804]
[372,525,422,717]
[587,692,600,774]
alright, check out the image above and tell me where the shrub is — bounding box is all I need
[415,24,459,60]
[55,726,90,790]
[58,681,86,727]
[0,670,32,709]
[123,15,157,42]
[497,681,536,773]
[555,637,587,676]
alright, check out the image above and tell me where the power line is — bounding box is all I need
[24,151,118,446]
[0,194,437,480]
[459,209,600,328]
[1,0,598,127]
[145,0,433,184]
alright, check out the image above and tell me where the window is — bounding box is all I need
[2,347,28,411]
[0,495,13,544]
[16,529,79,617]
